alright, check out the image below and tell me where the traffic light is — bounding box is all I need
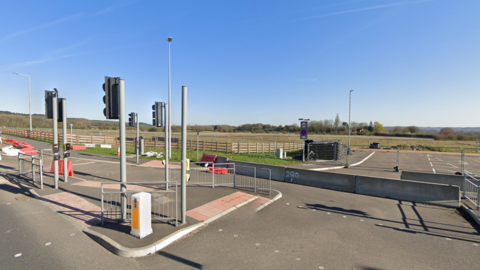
[45,90,54,119]
[103,76,119,119]
[152,102,164,127]
[45,90,63,122]
[129,112,135,127]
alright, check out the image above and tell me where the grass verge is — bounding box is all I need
[76,145,304,165]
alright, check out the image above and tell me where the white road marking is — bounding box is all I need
[15,253,22,258]
[310,152,375,171]
[72,162,95,166]
[447,163,458,168]
[45,242,51,246]
[432,168,436,174]
[429,162,433,167]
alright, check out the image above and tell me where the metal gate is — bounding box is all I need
[18,151,44,189]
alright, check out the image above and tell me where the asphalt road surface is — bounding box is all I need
[1,134,480,269]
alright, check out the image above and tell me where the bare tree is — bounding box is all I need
[334,114,341,133]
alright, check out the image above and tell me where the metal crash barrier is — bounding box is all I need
[18,151,44,189]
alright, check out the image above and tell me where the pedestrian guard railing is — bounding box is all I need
[101,181,178,226]
[169,163,271,196]
[18,151,44,189]
[463,173,480,210]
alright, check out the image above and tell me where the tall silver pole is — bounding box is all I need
[181,86,187,224]
[165,103,169,189]
[52,91,59,189]
[136,113,139,164]
[168,37,172,159]
[28,76,32,134]
[70,124,73,145]
[346,90,353,168]
[119,79,127,221]
[197,131,199,161]
[61,99,68,182]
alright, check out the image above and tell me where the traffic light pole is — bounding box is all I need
[52,90,59,189]
[118,79,127,221]
[136,113,139,164]
[61,98,68,182]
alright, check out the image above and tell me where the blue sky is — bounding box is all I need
[1,0,479,127]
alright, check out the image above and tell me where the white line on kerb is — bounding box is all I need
[72,162,96,166]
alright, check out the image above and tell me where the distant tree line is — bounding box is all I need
[2,111,480,141]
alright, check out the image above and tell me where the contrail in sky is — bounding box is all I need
[289,0,436,22]
[1,1,135,42]
[0,13,84,42]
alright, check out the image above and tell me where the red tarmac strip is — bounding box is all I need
[187,191,256,221]
[42,192,101,227]
[141,160,181,168]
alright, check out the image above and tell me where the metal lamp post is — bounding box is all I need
[13,72,32,135]
[168,37,172,158]
[345,90,354,168]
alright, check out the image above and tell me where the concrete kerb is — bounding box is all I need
[7,173,281,258]
[460,203,480,226]
[256,189,282,212]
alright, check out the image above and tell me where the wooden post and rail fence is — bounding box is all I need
[0,128,302,154]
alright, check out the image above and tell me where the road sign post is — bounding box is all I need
[69,123,73,145]
[300,121,308,162]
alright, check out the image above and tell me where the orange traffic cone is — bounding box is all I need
[117,147,120,156]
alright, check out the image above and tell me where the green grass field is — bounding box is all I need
[76,145,304,165]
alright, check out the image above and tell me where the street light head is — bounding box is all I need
[168,37,172,42]
[13,72,19,75]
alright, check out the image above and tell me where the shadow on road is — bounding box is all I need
[157,251,203,269]
[305,201,480,244]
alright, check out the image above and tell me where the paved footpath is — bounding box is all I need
[0,136,278,257]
